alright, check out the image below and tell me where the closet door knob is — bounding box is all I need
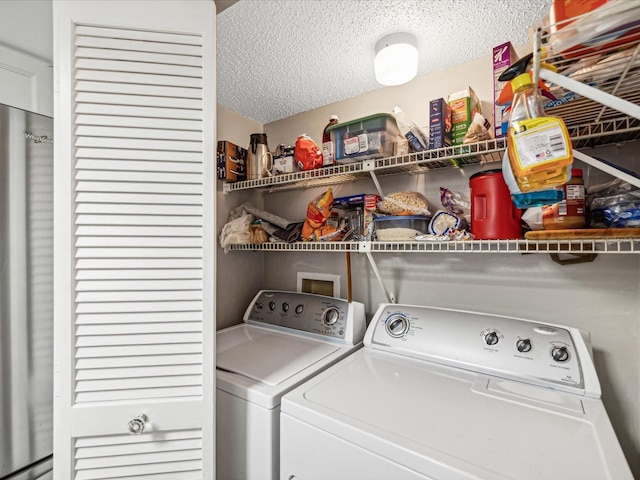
[128,414,149,435]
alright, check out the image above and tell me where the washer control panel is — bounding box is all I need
[245,290,366,344]
[367,304,590,393]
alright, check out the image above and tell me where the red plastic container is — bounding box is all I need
[470,169,522,239]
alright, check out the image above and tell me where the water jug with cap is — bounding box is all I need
[248,133,273,180]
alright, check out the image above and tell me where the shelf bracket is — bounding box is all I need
[368,170,385,199]
[538,68,640,121]
[550,253,597,265]
[362,248,396,304]
[573,150,640,189]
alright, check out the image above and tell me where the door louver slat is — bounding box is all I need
[72,23,204,406]
[74,428,202,479]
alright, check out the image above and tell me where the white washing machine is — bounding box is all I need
[281,303,632,480]
[216,290,366,480]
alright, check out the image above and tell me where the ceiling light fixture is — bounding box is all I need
[374,32,419,87]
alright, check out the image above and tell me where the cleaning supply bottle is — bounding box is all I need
[498,55,573,193]
[502,150,566,208]
[321,115,339,167]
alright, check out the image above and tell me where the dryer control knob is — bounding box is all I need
[268,301,276,311]
[385,314,409,338]
[322,307,340,326]
[551,346,570,362]
[516,338,532,353]
[295,304,304,315]
[484,331,499,346]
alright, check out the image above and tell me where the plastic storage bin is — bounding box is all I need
[373,215,431,241]
[327,113,401,163]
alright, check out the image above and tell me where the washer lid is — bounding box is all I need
[217,325,340,386]
[282,349,632,480]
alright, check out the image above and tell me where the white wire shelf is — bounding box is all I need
[222,115,640,194]
[223,139,507,194]
[229,238,640,254]
[538,7,640,127]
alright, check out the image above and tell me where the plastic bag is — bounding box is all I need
[377,191,431,216]
[295,134,323,171]
[219,213,253,253]
[392,106,429,152]
[462,113,491,144]
[440,187,470,217]
[590,190,640,228]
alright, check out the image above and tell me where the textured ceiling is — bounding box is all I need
[217,0,552,124]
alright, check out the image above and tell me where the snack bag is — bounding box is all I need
[302,188,334,240]
[295,134,323,171]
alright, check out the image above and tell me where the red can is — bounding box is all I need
[470,169,522,239]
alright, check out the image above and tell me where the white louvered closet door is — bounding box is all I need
[53,2,215,479]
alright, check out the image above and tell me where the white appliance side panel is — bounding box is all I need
[217,389,278,480]
[282,349,632,480]
[217,325,340,386]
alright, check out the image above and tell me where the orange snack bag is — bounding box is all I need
[305,188,333,228]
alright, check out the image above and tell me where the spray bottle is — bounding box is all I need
[498,54,573,193]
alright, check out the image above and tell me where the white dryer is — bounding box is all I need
[281,303,632,480]
[216,290,366,480]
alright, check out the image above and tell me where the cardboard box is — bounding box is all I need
[492,42,518,138]
[447,86,481,146]
[363,194,381,241]
[273,154,297,175]
[428,98,453,150]
[217,141,247,182]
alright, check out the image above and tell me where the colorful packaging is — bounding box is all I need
[295,134,323,171]
[447,87,481,146]
[428,98,453,150]
[217,141,247,182]
[492,42,518,139]
[363,194,381,240]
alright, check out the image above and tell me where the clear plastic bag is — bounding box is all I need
[377,191,431,216]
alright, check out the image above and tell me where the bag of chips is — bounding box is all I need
[295,134,323,171]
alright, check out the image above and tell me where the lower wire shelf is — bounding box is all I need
[228,238,640,254]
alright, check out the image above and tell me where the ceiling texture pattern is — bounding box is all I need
[0,0,552,125]
[217,0,552,124]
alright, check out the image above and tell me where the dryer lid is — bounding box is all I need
[217,325,340,386]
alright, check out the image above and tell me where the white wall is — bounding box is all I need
[216,105,265,329]
[255,50,640,475]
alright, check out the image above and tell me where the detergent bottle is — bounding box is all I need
[499,56,573,193]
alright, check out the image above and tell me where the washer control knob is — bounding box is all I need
[484,331,499,346]
[255,301,263,310]
[385,314,409,338]
[282,302,289,312]
[516,338,532,353]
[322,307,340,326]
[551,346,570,362]
[268,301,276,311]
[295,304,304,315]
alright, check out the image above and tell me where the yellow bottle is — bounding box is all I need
[506,72,572,193]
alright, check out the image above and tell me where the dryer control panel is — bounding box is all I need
[244,290,366,345]
[365,304,601,397]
